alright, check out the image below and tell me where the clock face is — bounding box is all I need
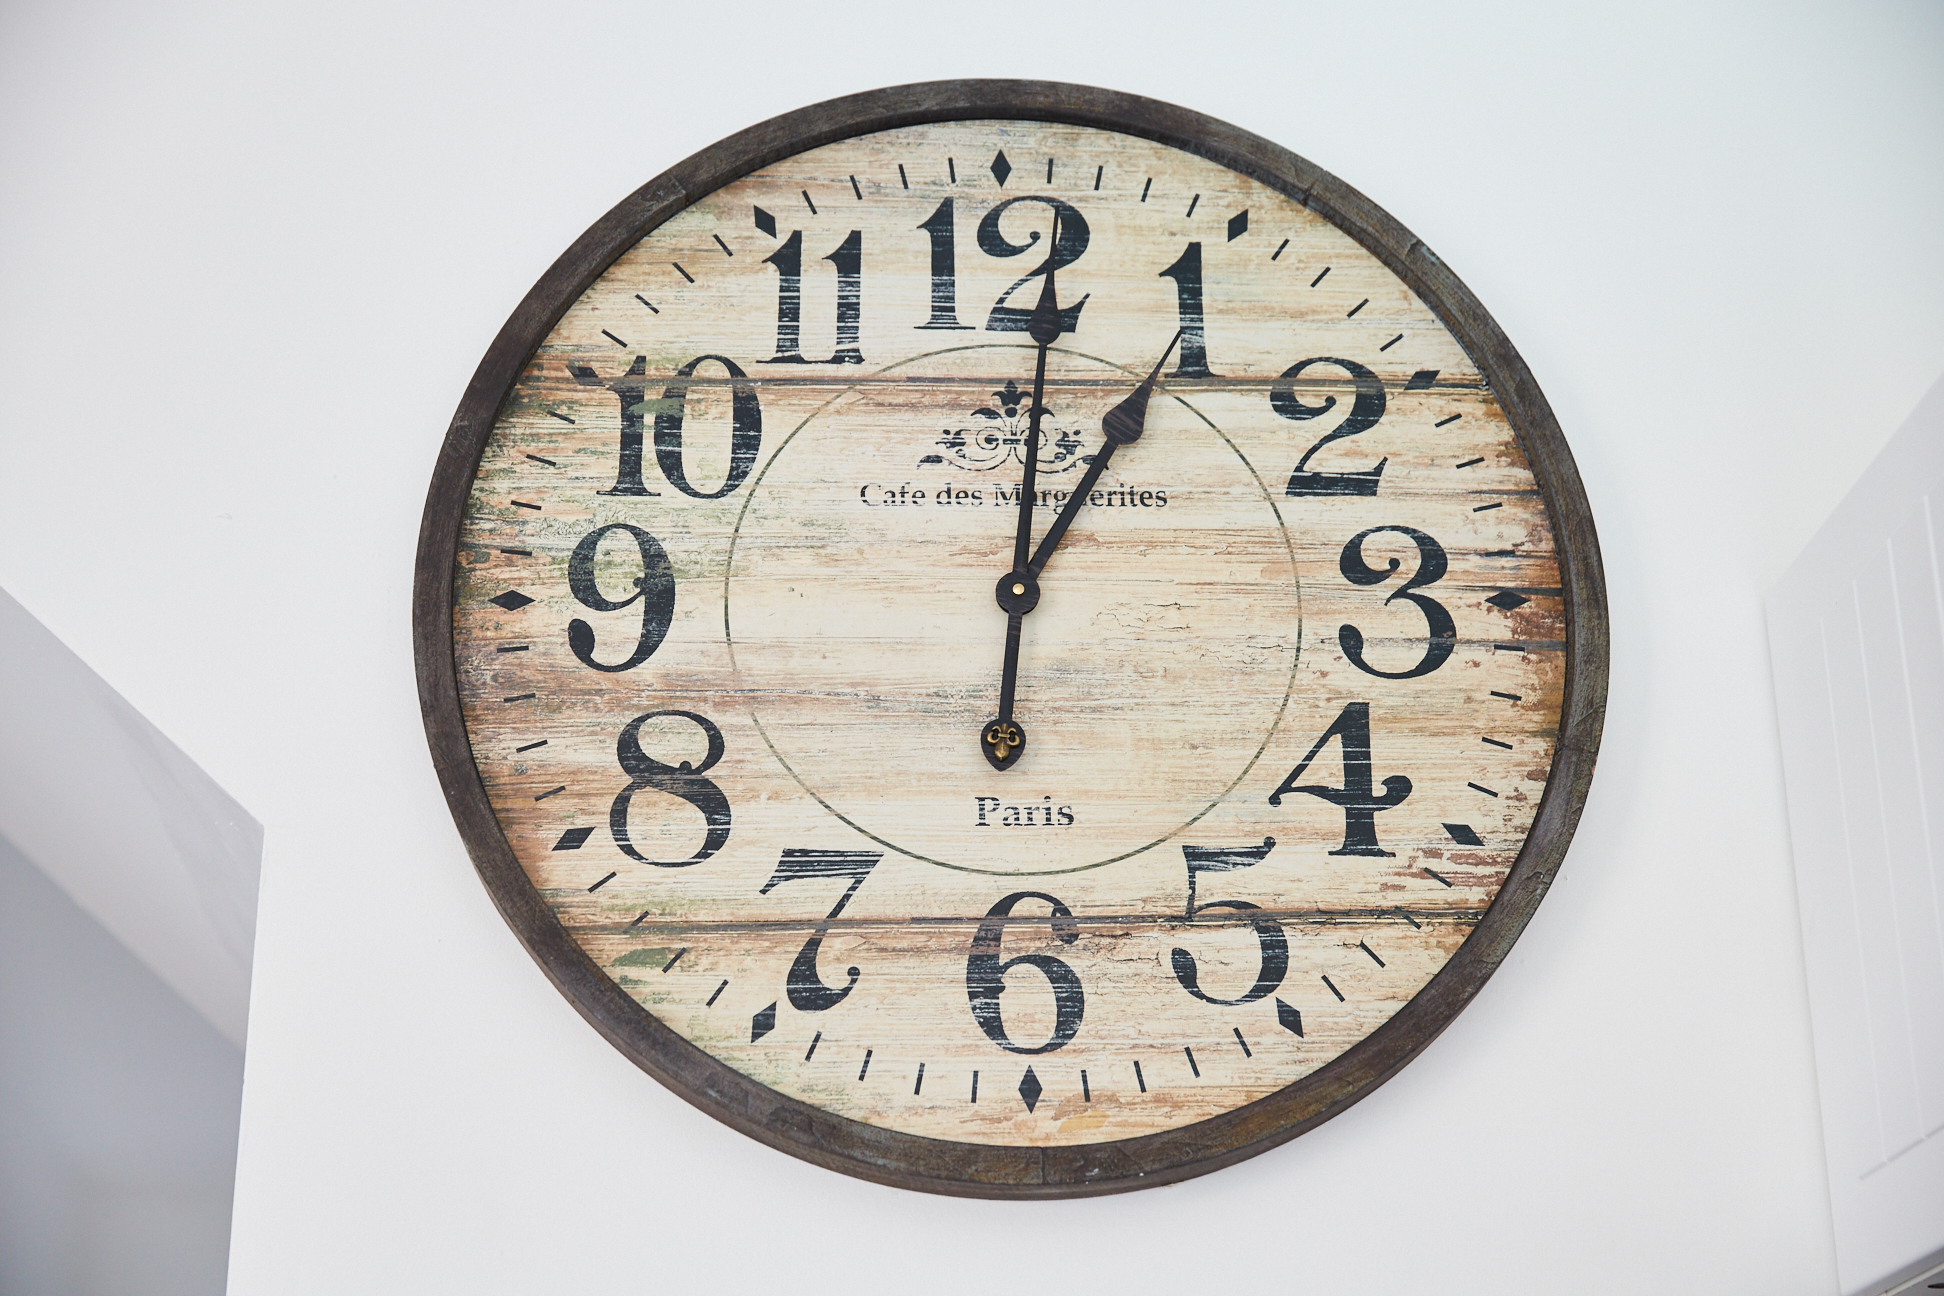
[420,85,1605,1196]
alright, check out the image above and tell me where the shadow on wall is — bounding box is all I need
[0,588,261,1296]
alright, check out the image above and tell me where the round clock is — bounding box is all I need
[414,80,1607,1197]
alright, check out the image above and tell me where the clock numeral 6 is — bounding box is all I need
[567,523,674,673]
[571,352,763,500]
[1275,357,1388,497]
[759,849,882,1013]
[609,710,731,868]
[965,892,1085,1055]
[1171,838,1288,1006]
[1269,702,1411,857]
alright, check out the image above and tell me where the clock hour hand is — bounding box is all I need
[981,216,1065,772]
[1028,329,1182,577]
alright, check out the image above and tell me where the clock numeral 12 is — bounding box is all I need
[764,229,863,364]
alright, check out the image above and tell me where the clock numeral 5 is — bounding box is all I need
[1275,357,1388,497]
[966,892,1085,1055]
[1171,838,1288,1006]
[609,710,732,867]
[1269,702,1411,857]
[570,352,763,500]
[759,849,882,1013]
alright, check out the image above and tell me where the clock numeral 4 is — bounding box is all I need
[609,710,732,867]
[1276,357,1388,497]
[966,891,1085,1055]
[759,849,882,1013]
[1269,702,1411,857]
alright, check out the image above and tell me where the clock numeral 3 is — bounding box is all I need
[759,849,882,1013]
[1275,357,1388,497]
[1339,525,1455,680]
[1268,702,1411,857]
[566,523,674,673]
[572,352,764,499]
[966,892,1085,1055]
[764,230,864,364]
[1171,838,1288,1006]
[609,710,732,867]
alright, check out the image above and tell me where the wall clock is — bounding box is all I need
[414,80,1607,1197]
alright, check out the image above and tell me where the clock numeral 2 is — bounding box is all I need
[764,230,863,364]
[609,710,732,867]
[1275,357,1388,497]
[759,849,882,1013]
[1268,702,1412,857]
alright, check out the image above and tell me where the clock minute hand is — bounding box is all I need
[980,216,1065,772]
[1028,329,1182,577]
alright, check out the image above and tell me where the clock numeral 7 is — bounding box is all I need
[759,849,883,1013]
[571,352,763,500]
[609,710,732,867]
[1171,838,1287,1006]
[1269,702,1411,857]
[966,892,1085,1055]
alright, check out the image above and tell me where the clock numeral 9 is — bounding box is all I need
[759,849,882,1013]
[1171,838,1288,1006]
[1269,702,1411,857]
[965,891,1085,1055]
[571,352,763,500]
[1275,357,1388,497]
[609,710,731,868]
[566,524,674,673]
[1339,526,1455,680]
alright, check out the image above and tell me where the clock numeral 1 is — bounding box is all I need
[609,710,732,867]
[764,229,864,364]
[1171,838,1287,1006]
[1275,357,1388,497]
[966,892,1085,1055]
[1268,702,1411,857]
[1158,241,1214,378]
[759,849,883,1013]
[915,199,973,330]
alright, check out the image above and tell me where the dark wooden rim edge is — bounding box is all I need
[412,78,1609,1199]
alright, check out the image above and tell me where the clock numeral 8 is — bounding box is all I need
[965,892,1085,1055]
[609,710,731,868]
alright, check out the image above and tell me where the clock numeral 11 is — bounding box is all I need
[764,229,863,364]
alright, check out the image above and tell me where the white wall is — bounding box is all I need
[2,1,1940,1292]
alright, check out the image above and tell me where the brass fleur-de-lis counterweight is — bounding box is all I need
[984,721,1023,762]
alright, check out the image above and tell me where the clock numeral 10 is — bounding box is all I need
[571,352,764,500]
[764,229,863,364]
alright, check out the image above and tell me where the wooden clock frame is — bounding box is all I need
[412,79,1609,1198]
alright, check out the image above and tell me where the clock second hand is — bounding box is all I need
[981,213,1064,772]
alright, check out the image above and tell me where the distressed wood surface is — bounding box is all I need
[418,84,1605,1195]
